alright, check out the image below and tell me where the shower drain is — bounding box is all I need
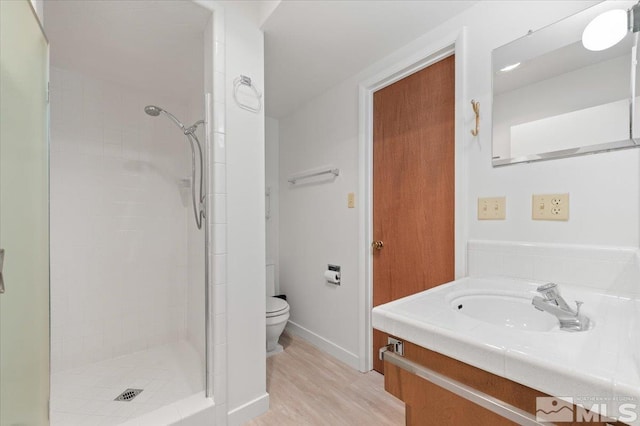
[114,388,143,402]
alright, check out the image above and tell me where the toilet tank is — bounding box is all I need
[266,262,276,297]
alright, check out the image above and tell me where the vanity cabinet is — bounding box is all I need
[383,339,624,426]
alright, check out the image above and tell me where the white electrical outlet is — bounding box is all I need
[532,193,569,221]
[477,197,506,220]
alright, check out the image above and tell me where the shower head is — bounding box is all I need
[143,103,206,230]
[144,105,162,116]
[143,105,184,130]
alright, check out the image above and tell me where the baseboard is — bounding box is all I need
[227,393,269,426]
[285,320,360,370]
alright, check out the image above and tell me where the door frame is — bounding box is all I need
[357,28,469,372]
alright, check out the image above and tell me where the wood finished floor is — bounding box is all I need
[245,332,405,426]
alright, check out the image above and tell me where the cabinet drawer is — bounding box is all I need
[383,340,623,426]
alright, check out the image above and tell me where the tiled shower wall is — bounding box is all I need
[49,66,196,372]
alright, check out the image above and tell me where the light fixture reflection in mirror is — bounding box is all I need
[500,62,521,72]
[582,9,629,51]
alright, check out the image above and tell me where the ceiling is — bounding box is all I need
[44,0,211,103]
[263,0,478,118]
[44,0,478,117]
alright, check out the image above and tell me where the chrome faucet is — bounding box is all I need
[532,283,590,332]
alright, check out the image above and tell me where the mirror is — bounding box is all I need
[492,1,640,166]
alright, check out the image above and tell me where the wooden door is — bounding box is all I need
[372,55,455,373]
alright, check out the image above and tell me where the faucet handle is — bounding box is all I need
[575,301,583,315]
[537,282,557,292]
[536,282,560,300]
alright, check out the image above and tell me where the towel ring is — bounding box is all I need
[233,75,262,113]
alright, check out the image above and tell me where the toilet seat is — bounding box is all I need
[266,296,289,318]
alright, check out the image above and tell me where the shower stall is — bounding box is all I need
[43,1,217,424]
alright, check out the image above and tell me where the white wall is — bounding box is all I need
[265,116,279,293]
[279,79,360,367]
[49,66,191,372]
[460,1,637,247]
[223,4,268,424]
[278,0,638,368]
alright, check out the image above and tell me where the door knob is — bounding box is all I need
[371,241,384,250]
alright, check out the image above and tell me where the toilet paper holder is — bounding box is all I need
[326,264,341,285]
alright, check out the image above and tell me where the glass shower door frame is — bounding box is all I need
[0,0,50,424]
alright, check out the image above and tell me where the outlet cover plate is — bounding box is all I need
[477,197,506,220]
[532,193,569,221]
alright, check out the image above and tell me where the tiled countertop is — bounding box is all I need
[372,277,640,424]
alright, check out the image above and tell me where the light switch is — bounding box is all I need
[477,197,506,220]
[347,192,355,208]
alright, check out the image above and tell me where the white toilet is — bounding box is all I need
[266,263,290,356]
[266,296,289,355]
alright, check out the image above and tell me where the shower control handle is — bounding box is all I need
[0,249,5,294]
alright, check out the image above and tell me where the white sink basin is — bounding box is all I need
[448,291,558,332]
[372,276,639,425]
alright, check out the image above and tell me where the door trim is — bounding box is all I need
[357,28,469,372]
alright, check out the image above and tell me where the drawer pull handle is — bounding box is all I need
[382,349,547,426]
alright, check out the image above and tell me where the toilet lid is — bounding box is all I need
[266,297,289,315]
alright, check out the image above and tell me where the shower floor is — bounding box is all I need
[50,340,204,425]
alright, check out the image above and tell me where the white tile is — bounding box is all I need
[78,128,104,156]
[213,9,225,44]
[51,412,94,426]
[132,404,182,425]
[213,225,227,255]
[213,163,226,194]
[215,402,228,426]
[468,248,503,277]
[213,41,225,73]
[214,314,227,346]
[50,89,64,128]
[51,69,210,423]
[213,72,226,104]
[213,101,225,134]
[500,252,534,279]
[122,129,141,160]
[213,283,226,315]
[213,254,227,285]
[213,343,227,377]
[505,349,615,400]
[213,194,227,224]
[102,127,122,146]
[52,340,206,425]
[176,396,215,425]
[212,132,226,164]
[214,371,227,405]
[50,66,63,89]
